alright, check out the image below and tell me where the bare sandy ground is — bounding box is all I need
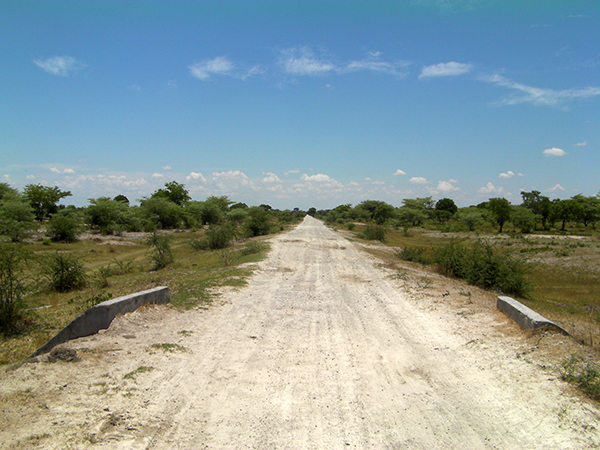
[1,216,599,449]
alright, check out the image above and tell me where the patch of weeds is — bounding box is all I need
[27,433,51,441]
[85,291,112,309]
[554,248,571,257]
[360,226,387,242]
[123,365,154,380]
[396,246,431,265]
[560,354,600,401]
[416,276,432,289]
[189,237,209,251]
[148,343,190,353]
[178,330,193,337]
[111,258,134,275]
[45,252,87,292]
[239,240,265,256]
[217,248,237,267]
[94,264,112,288]
[147,232,173,270]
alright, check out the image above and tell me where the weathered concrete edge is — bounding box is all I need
[497,295,569,335]
[30,287,170,357]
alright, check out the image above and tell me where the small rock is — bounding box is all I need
[48,347,80,363]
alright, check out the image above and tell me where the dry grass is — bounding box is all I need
[0,229,271,365]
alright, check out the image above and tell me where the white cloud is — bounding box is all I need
[151,173,164,178]
[478,182,504,195]
[481,74,600,106]
[301,173,338,184]
[372,181,385,185]
[499,171,515,179]
[409,176,429,184]
[189,56,235,80]
[50,167,75,174]
[186,172,207,183]
[278,47,336,76]
[394,169,406,176]
[262,172,282,183]
[574,141,588,146]
[546,183,565,193]
[543,147,567,157]
[436,180,460,192]
[26,174,36,179]
[33,56,86,77]
[419,62,473,79]
[163,166,172,170]
[284,169,300,175]
[343,54,410,77]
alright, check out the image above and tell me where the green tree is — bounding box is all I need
[113,194,130,206]
[551,199,584,231]
[0,243,30,334]
[572,194,600,228]
[246,207,272,237]
[47,209,83,242]
[456,208,485,231]
[373,204,395,225]
[23,184,72,221]
[151,181,191,206]
[510,206,539,233]
[521,190,551,229]
[435,198,458,224]
[86,197,131,234]
[307,207,317,217]
[139,197,183,229]
[0,194,36,242]
[487,198,511,233]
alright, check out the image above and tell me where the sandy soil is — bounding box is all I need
[1,216,599,449]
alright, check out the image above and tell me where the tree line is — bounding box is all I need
[0,181,305,243]
[313,191,600,233]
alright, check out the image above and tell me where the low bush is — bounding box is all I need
[46,252,87,292]
[433,239,529,297]
[207,224,235,250]
[0,244,29,334]
[396,246,431,265]
[147,232,174,269]
[239,240,265,256]
[47,212,82,242]
[561,354,600,401]
[361,226,386,242]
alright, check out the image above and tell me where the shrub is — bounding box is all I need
[189,237,209,251]
[361,226,386,242]
[207,223,235,250]
[0,244,29,334]
[434,239,529,297]
[147,232,174,269]
[0,196,36,242]
[561,354,600,401]
[47,211,82,242]
[396,246,430,265]
[46,253,87,292]
[245,207,272,237]
[239,240,265,256]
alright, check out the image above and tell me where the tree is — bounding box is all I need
[435,198,458,224]
[456,208,485,231]
[47,209,82,242]
[307,207,317,217]
[113,194,130,206]
[551,199,584,231]
[572,194,600,228]
[0,194,36,242]
[246,207,272,236]
[373,204,395,225]
[151,181,190,206]
[521,190,551,229]
[23,184,72,221]
[487,197,511,233]
[86,197,132,234]
[139,197,183,229]
[510,206,539,233]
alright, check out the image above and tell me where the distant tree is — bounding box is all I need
[396,207,428,227]
[86,197,131,234]
[0,183,19,200]
[259,204,272,211]
[23,184,72,221]
[113,194,130,206]
[151,181,190,206]
[551,199,584,231]
[230,202,248,210]
[47,209,82,242]
[487,197,511,233]
[572,194,600,228]
[510,206,539,233]
[456,208,485,231]
[373,204,395,225]
[307,207,317,217]
[139,197,184,229]
[521,190,551,229]
[357,200,390,220]
[435,198,458,223]
[0,194,36,242]
[246,207,272,236]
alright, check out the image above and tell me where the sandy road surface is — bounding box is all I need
[1,216,599,449]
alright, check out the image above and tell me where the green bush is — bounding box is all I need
[207,223,235,250]
[147,232,174,269]
[189,237,209,251]
[0,244,29,334]
[46,253,87,292]
[239,240,265,256]
[361,226,386,242]
[47,211,82,242]
[396,246,430,265]
[561,354,600,401]
[245,207,272,237]
[434,239,529,297]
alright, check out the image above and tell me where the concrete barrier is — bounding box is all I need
[497,296,568,335]
[30,286,170,357]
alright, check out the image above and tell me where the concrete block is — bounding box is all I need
[30,287,170,357]
[497,296,568,335]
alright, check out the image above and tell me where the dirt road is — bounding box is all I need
[1,216,599,449]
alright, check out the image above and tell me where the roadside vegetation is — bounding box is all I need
[315,193,600,352]
[0,181,303,364]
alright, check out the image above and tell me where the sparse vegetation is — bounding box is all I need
[561,354,600,401]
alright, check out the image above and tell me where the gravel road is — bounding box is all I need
[1,216,599,449]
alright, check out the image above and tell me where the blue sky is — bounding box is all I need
[1,1,599,209]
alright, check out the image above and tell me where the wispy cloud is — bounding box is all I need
[278,47,336,76]
[573,141,588,147]
[543,147,567,157]
[33,56,86,77]
[189,57,235,80]
[481,74,600,106]
[50,167,75,174]
[478,182,504,195]
[546,183,565,193]
[499,171,515,179]
[419,61,473,79]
